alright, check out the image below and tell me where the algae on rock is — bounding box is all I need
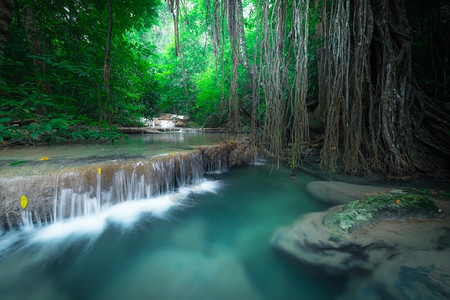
[323,194,440,237]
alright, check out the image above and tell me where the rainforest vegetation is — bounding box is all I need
[0,0,449,175]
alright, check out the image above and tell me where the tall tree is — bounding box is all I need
[317,0,419,174]
[102,0,113,125]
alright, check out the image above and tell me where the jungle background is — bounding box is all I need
[0,0,449,175]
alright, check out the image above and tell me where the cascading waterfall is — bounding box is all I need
[0,138,258,231]
[6,152,224,230]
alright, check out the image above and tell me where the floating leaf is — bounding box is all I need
[40,156,49,161]
[97,168,101,175]
[10,161,27,166]
[20,195,28,210]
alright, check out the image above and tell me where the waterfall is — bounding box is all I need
[0,138,257,230]
[0,152,222,230]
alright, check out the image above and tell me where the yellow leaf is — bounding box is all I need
[40,156,49,161]
[396,199,401,205]
[97,168,102,175]
[20,195,28,210]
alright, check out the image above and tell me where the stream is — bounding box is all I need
[0,133,349,299]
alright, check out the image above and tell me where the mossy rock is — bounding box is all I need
[323,194,440,237]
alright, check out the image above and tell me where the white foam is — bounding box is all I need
[192,180,222,194]
[30,180,222,242]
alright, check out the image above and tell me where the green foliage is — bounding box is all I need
[1,0,161,145]
[147,1,232,126]
[194,65,223,124]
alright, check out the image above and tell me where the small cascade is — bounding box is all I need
[0,139,257,229]
[48,152,207,223]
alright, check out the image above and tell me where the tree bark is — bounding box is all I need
[235,0,252,76]
[318,0,416,175]
[103,0,113,97]
[0,0,14,54]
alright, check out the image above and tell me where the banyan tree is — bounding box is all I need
[169,0,449,175]
[316,0,416,175]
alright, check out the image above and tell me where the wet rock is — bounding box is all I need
[338,250,450,300]
[271,197,449,272]
[306,181,390,205]
[229,139,257,167]
[175,120,187,127]
[198,138,258,171]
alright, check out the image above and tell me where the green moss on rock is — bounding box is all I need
[323,194,440,237]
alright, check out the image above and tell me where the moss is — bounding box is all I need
[323,194,440,237]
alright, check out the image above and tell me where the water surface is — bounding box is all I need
[0,133,236,176]
[0,164,345,300]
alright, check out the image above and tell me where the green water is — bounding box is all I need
[0,133,237,176]
[0,164,346,300]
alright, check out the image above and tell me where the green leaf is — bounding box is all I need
[10,161,27,166]
[0,118,12,123]
[31,131,40,140]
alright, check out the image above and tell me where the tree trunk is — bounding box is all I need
[0,0,14,54]
[102,0,113,126]
[104,0,113,97]
[370,0,414,173]
[318,0,416,175]
[235,0,252,76]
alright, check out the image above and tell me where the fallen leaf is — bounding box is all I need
[20,195,28,210]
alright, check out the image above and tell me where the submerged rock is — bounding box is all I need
[271,196,448,271]
[271,194,450,298]
[95,248,262,300]
[338,250,450,300]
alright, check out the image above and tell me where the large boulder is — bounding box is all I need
[271,195,447,270]
[271,195,450,298]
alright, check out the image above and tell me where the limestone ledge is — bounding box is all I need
[0,138,258,228]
